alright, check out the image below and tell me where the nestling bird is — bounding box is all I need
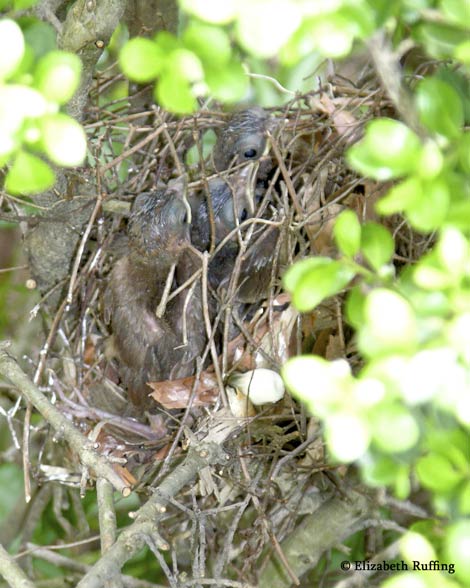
[194,107,274,289]
[200,107,281,303]
[212,106,270,171]
[104,177,192,407]
[172,107,277,363]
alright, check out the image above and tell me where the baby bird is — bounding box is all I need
[197,107,279,303]
[104,177,191,407]
[172,108,275,370]
[212,106,270,171]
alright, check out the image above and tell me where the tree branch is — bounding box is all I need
[0,543,35,588]
[76,416,237,588]
[258,489,373,588]
[0,343,131,496]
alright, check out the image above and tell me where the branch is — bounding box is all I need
[25,544,166,588]
[59,0,127,122]
[368,31,419,133]
[96,478,123,588]
[0,543,35,588]
[25,0,127,307]
[0,343,131,496]
[76,415,238,588]
[258,489,373,588]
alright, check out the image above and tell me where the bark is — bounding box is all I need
[258,489,373,588]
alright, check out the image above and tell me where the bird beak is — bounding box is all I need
[168,175,192,224]
[235,161,259,216]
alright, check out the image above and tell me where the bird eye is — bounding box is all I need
[244,148,257,159]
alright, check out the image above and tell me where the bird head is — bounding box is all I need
[128,176,191,265]
[213,107,270,171]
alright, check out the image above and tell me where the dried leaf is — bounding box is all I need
[149,370,219,408]
[113,463,137,487]
[325,334,344,361]
[311,94,360,142]
[228,294,298,370]
[310,203,345,255]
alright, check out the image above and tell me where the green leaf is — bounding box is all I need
[155,73,196,114]
[458,132,470,173]
[183,22,231,66]
[455,39,470,63]
[333,209,361,257]
[361,455,403,486]
[279,18,318,65]
[235,0,301,58]
[0,85,45,157]
[339,4,375,38]
[179,0,237,24]
[416,140,443,178]
[416,454,461,492]
[0,19,25,81]
[325,412,371,462]
[361,222,394,271]
[40,114,87,167]
[376,177,422,215]
[34,51,82,104]
[416,78,464,138]
[282,355,352,416]
[119,37,163,83]
[205,60,248,103]
[5,150,55,194]
[23,21,57,60]
[167,49,203,82]
[459,482,470,514]
[446,201,470,231]
[401,532,436,565]
[413,253,455,290]
[360,289,417,355]
[440,0,470,28]
[307,13,356,58]
[364,119,422,170]
[283,257,331,292]
[415,22,469,59]
[445,521,470,584]
[283,258,355,312]
[347,118,423,180]
[437,227,469,278]
[14,0,37,8]
[393,466,411,499]
[371,405,420,453]
[154,31,180,53]
[405,177,450,233]
[345,285,366,328]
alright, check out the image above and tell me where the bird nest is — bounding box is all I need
[28,65,433,584]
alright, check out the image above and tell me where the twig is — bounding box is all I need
[0,543,35,588]
[97,478,123,588]
[66,194,103,305]
[239,449,300,587]
[368,32,419,133]
[247,72,296,96]
[258,489,373,588]
[267,132,303,217]
[24,544,165,588]
[76,415,235,588]
[156,263,176,319]
[0,343,130,496]
[201,253,227,406]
